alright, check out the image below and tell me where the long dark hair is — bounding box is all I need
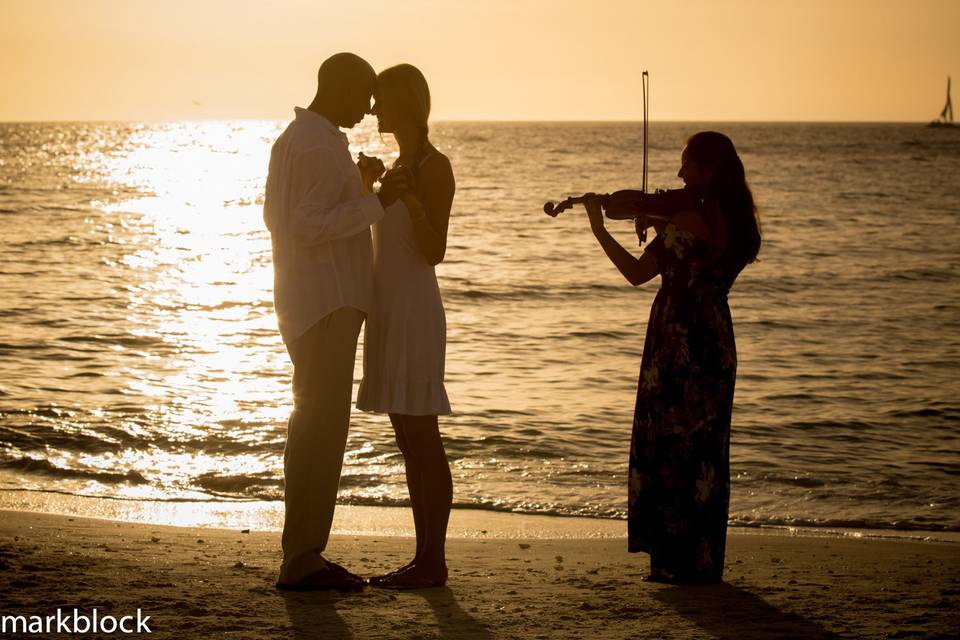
[686,131,761,271]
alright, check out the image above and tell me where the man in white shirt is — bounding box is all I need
[264,52,405,591]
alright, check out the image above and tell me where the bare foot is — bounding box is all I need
[370,563,448,590]
[368,559,417,586]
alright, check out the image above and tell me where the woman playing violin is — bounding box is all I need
[583,131,761,583]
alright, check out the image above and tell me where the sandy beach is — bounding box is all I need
[0,509,957,639]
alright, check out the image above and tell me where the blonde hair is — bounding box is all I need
[377,64,431,142]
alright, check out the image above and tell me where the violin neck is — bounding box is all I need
[566,194,608,207]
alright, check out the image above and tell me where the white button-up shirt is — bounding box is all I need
[263,107,385,344]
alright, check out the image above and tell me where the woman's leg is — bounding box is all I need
[389,413,426,566]
[403,414,452,573]
[376,414,451,586]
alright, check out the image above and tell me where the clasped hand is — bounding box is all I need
[357,152,385,193]
[378,165,414,207]
[357,153,413,207]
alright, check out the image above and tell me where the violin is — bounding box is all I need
[542,71,699,243]
[543,187,698,221]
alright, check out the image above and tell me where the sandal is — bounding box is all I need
[276,567,364,592]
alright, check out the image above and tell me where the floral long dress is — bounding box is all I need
[628,221,740,582]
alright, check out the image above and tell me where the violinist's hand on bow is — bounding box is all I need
[357,153,386,193]
[634,216,650,246]
[377,165,413,208]
[582,193,605,233]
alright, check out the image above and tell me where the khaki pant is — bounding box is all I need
[279,307,364,583]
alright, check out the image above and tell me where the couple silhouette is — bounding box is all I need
[264,52,761,592]
[264,53,453,591]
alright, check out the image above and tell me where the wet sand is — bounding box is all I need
[0,509,958,639]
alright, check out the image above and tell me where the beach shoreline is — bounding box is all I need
[1,508,958,639]
[2,488,957,545]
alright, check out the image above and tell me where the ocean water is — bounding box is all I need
[0,119,958,536]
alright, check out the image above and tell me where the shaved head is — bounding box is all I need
[317,52,376,95]
[309,52,376,129]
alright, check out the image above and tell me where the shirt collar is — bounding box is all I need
[294,107,347,142]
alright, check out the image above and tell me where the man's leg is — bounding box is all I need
[278,307,364,584]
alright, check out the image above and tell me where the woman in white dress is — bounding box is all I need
[356,64,455,589]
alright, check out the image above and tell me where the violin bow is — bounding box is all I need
[642,70,649,195]
[543,69,659,237]
[638,70,650,245]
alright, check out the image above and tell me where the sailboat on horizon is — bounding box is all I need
[928,76,955,128]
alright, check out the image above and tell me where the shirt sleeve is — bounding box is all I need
[262,143,283,233]
[290,150,385,246]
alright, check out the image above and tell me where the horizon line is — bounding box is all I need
[0,117,940,125]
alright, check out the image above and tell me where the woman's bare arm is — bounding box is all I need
[585,196,659,286]
[593,226,660,286]
[401,154,455,266]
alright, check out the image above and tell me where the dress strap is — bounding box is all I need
[417,149,438,170]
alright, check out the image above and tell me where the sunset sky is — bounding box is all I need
[1,0,957,122]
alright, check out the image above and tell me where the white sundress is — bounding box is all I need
[357,153,451,416]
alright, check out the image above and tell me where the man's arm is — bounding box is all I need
[289,153,386,246]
